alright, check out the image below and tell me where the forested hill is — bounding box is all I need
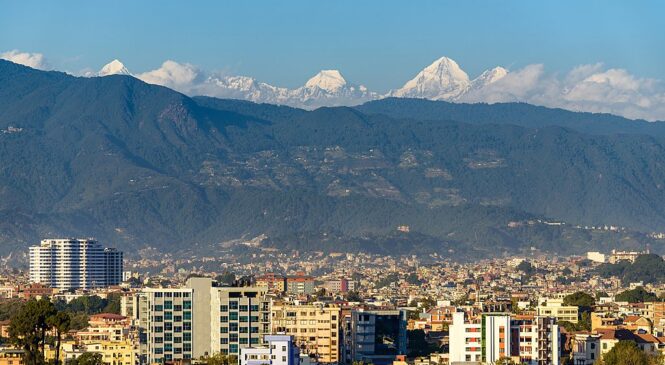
[1,60,664,259]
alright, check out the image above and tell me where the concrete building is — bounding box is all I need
[571,333,601,365]
[286,274,315,295]
[256,273,287,293]
[448,312,560,365]
[29,238,123,290]
[137,278,271,364]
[138,288,194,364]
[348,309,407,365]
[537,299,578,323]
[271,303,341,363]
[240,335,300,365]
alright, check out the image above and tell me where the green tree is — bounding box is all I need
[346,291,362,302]
[70,353,104,365]
[616,287,658,303]
[9,299,57,365]
[495,357,518,365]
[102,293,122,314]
[563,291,595,314]
[602,341,652,365]
[46,312,71,365]
[201,353,237,365]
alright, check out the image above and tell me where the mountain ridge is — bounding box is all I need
[1,60,665,260]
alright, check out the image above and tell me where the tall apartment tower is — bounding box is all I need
[137,278,271,364]
[29,238,123,290]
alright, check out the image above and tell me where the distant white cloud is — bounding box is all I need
[136,60,203,92]
[0,49,49,70]
[461,63,665,121]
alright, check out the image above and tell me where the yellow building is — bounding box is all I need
[271,303,341,363]
[83,341,135,365]
[536,299,578,323]
[0,349,24,365]
[45,340,135,365]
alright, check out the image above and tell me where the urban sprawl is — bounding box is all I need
[2,238,665,365]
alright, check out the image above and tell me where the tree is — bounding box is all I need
[102,293,122,314]
[201,353,237,365]
[516,261,535,275]
[46,312,71,365]
[70,353,104,365]
[9,299,57,365]
[563,291,595,313]
[346,291,362,302]
[495,357,518,365]
[616,287,658,303]
[602,341,653,365]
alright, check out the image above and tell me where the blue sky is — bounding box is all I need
[1,0,663,92]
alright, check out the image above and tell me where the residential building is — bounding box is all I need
[138,287,194,364]
[449,312,560,365]
[29,238,123,290]
[571,333,601,365]
[348,309,407,365]
[537,299,578,323]
[240,335,300,365]
[286,274,315,295]
[256,273,287,293]
[271,303,341,363]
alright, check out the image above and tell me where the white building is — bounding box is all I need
[29,238,123,290]
[449,312,560,365]
[240,335,300,365]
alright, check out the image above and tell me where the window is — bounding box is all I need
[164,312,172,321]
[221,338,229,344]
[183,311,192,320]
[250,338,259,345]
[183,343,191,352]
[183,332,192,342]
[165,333,172,342]
[183,301,192,310]
[250,305,259,311]
[230,323,238,332]
[174,337,182,344]
[240,305,248,312]
[250,327,259,333]
[230,344,238,354]
[240,316,248,323]
[220,305,228,312]
[183,322,191,331]
[230,312,238,321]
[174,305,182,311]
[221,316,229,323]
[154,348,163,355]
[165,292,172,298]
[240,338,248,344]
[230,334,239,342]
[221,327,229,334]
[174,326,182,333]
[174,315,182,322]
[240,327,248,333]
[155,293,163,298]
[250,316,258,322]
[154,305,163,312]
[154,326,163,333]
[164,301,173,310]
[230,301,239,310]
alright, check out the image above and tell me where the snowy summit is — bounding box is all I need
[304,70,347,93]
[98,59,131,76]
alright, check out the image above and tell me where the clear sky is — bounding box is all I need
[0,0,663,92]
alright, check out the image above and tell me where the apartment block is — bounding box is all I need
[271,303,341,363]
[240,335,300,365]
[29,238,123,290]
[347,309,407,365]
[449,312,560,365]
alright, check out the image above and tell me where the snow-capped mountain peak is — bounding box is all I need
[98,59,131,76]
[470,66,508,89]
[391,56,471,100]
[304,70,347,92]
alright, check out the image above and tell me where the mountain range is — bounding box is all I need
[1,59,665,260]
[94,57,507,109]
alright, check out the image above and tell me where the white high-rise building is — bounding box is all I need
[29,238,123,290]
